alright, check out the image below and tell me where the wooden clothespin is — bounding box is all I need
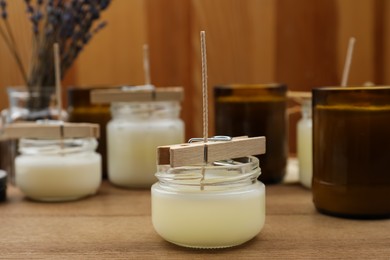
[158,136,266,167]
[90,86,184,104]
[3,121,100,139]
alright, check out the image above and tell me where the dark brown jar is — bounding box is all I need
[214,84,288,184]
[313,86,390,219]
[67,87,112,179]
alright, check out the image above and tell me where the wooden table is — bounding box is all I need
[1,181,389,259]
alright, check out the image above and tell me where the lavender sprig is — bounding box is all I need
[1,0,112,97]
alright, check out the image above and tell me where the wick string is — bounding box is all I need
[53,43,63,121]
[143,44,151,86]
[341,37,356,87]
[200,31,208,144]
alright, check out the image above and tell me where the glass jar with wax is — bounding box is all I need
[214,84,287,184]
[151,156,265,249]
[5,122,101,202]
[297,99,312,188]
[313,86,390,218]
[91,87,185,188]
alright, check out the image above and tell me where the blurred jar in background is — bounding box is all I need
[214,84,288,184]
[67,87,111,179]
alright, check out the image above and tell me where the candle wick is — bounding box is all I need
[53,43,63,121]
[143,44,152,86]
[200,31,209,191]
[200,31,208,144]
[341,37,356,87]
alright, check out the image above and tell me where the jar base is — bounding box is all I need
[166,239,252,249]
[26,194,93,202]
[315,206,390,220]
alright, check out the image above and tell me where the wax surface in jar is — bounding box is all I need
[297,116,312,188]
[151,182,265,248]
[107,119,184,188]
[15,153,101,201]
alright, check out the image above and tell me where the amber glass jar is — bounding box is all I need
[214,84,287,184]
[67,87,111,178]
[313,86,390,219]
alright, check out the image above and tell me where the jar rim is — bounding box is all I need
[215,83,286,90]
[313,86,390,92]
[156,156,261,190]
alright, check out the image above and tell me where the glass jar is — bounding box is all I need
[107,101,184,188]
[313,86,390,218]
[0,87,68,184]
[68,87,111,179]
[15,137,101,202]
[297,99,312,188]
[214,84,288,184]
[151,156,265,249]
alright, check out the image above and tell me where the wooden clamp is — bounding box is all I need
[90,86,184,103]
[3,122,100,139]
[157,136,266,167]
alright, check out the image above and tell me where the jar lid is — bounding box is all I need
[90,86,183,104]
[3,121,100,139]
[0,170,7,202]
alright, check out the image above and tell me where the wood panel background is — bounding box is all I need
[0,0,389,153]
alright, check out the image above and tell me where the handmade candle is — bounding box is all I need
[297,99,312,188]
[313,86,390,218]
[91,87,185,188]
[152,156,265,248]
[107,101,184,188]
[15,138,101,201]
[214,84,287,184]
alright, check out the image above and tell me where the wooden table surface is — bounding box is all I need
[1,181,389,259]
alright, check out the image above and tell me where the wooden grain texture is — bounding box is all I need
[1,0,390,153]
[1,181,389,258]
[191,0,277,138]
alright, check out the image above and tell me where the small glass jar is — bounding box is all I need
[15,137,101,202]
[313,86,390,218]
[151,156,265,249]
[107,101,184,188]
[214,84,288,184]
[0,86,68,184]
[297,99,312,188]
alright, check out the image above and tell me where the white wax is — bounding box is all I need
[297,116,312,188]
[15,153,101,201]
[151,182,265,248]
[107,119,184,188]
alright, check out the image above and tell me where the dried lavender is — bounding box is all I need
[0,0,111,110]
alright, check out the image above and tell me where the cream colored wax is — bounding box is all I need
[297,100,312,188]
[15,153,101,201]
[107,120,184,188]
[151,182,265,248]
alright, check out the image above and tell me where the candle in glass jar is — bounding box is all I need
[4,122,102,202]
[297,99,312,188]
[108,115,184,187]
[15,138,101,202]
[152,156,265,249]
[91,87,185,188]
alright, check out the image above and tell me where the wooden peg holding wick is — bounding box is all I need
[157,136,266,167]
[3,122,100,140]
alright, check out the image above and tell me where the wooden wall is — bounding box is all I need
[0,0,389,153]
